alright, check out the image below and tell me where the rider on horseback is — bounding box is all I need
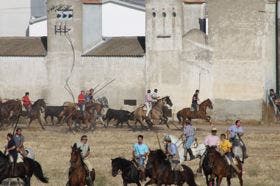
[22,92,31,114]
[183,120,195,161]
[151,89,160,100]
[218,133,241,173]
[78,91,86,112]
[5,133,18,175]
[197,127,220,174]
[164,135,180,184]
[191,90,200,111]
[144,90,156,119]
[13,128,25,157]
[76,135,94,184]
[132,135,149,181]
[228,120,248,160]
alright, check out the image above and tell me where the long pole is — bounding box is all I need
[94,79,115,95]
[156,133,162,150]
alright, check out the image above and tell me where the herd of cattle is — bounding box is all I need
[0,97,144,130]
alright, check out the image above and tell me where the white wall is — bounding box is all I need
[29,20,47,36]
[102,3,145,37]
[0,0,31,36]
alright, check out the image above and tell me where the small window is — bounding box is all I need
[124,99,137,106]
[162,12,166,17]
[152,12,156,17]
[172,12,176,17]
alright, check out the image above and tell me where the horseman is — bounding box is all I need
[228,120,248,160]
[78,90,86,112]
[191,90,200,111]
[13,128,25,156]
[144,90,156,119]
[164,135,180,184]
[197,127,220,174]
[22,92,32,113]
[76,135,94,184]
[151,89,160,100]
[5,133,18,174]
[183,120,195,161]
[88,88,95,102]
[218,133,241,173]
[132,135,149,180]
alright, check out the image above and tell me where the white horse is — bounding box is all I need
[169,134,206,163]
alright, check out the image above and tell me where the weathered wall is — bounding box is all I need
[183,3,203,34]
[82,4,102,52]
[209,0,276,120]
[0,57,47,100]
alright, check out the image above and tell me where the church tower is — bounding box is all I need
[46,0,82,105]
[145,0,183,110]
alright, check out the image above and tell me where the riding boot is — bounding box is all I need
[184,149,188,161]
[187,149,195,160]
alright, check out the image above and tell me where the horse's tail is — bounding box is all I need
[181,164,197,186]
[176,110,182,123]
[26,158,49,183]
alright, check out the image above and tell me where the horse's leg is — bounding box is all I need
[145,178,156,186]
[23,176,31,186]
[51,116,55,125]
[226,176,231,186]
[217,176,223,186]
[238,172,243,186]
[28,117,33,128]
[37,115,45,130]
[136,181,141,186]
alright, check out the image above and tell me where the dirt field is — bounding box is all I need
[0,120,279,186]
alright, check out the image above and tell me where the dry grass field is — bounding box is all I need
[0,120,280,186]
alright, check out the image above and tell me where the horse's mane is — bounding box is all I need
[200,98,211,105]
[112,157,132,167]
[151,149,168,163]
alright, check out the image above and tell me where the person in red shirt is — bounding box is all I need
[22,92,31,112]
[78,90,86,112]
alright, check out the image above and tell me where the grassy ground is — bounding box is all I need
[0,120,279,186]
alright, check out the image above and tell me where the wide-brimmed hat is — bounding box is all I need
[211,127,217,131]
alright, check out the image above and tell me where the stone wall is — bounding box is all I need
[209,0,276,120]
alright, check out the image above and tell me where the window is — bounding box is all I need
[124,99,137,106]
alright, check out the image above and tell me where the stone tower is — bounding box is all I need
[145,0,184,111]
[46,0,82,105]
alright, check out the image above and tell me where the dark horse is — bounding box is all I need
[177,99,213,125]
[111,157,143,186]
[24,99,47,129]
[145,149,197,186]
[67,143,95,186]
[133,96,173,129]
[60,102,98,131]
[0,99,22,128]
[0,151,48,186]
[207,146,243,186]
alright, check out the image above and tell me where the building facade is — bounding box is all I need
[0,0,276,121]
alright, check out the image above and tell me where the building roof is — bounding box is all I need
[83,37,145,57]
[0,37,47,57]
[81,0,102,4]
[182,0,206,3]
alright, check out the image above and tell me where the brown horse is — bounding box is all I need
[25,99,47,129]
[145,149,197,186]
[208,147,243,186]
[177,99,213,125]
[0,99,22,127]
[133,96,173,129]
[67,143,95,186]
[60,102,98,131]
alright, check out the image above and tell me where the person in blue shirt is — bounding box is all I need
[228,120,248,159]
[132,135,149,167]
[164,135,180,184]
